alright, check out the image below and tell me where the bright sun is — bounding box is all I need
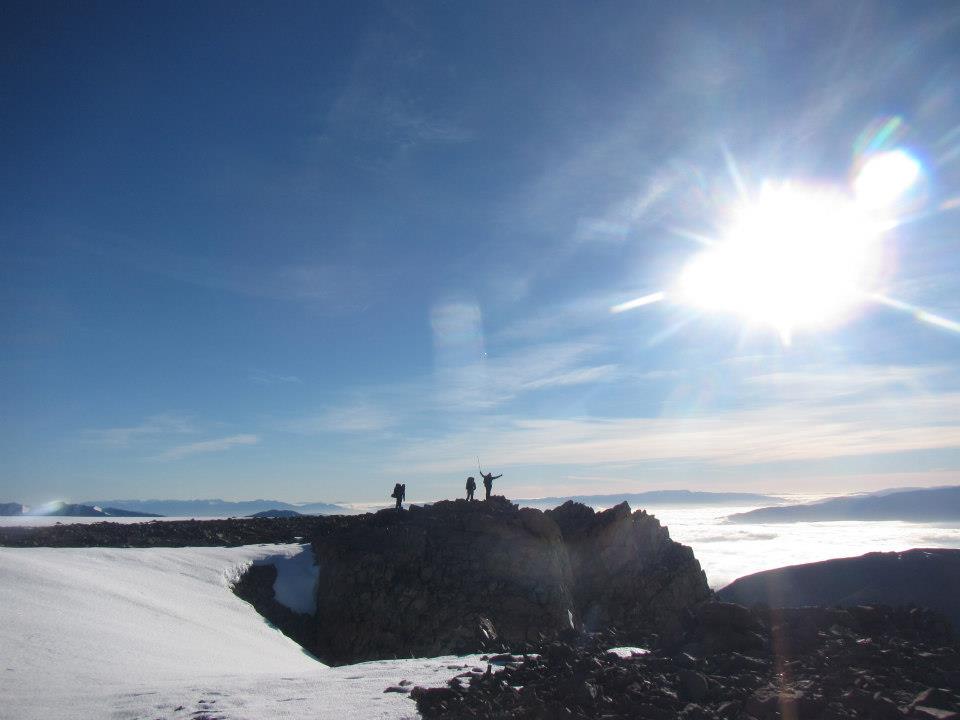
[613,144,957,342]
[676,183,882,343]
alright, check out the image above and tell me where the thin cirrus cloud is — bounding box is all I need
[249,371,303,385]
[391,364,960,474]
[433,341,620,410]
[282,403,396,434]
[82,415,194,447]
[153,434,260,462]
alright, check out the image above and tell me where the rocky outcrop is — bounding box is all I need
[547,501,711,641]
[717,549,960,628]
[311,497,578,663]
[309,497,709,664]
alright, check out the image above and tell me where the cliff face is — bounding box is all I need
[547,501,711,640]
[311,497,577,663]
[309,497,709,664]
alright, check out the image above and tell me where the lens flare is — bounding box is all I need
[853,149,922,211]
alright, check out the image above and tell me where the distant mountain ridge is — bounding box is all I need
[248,509,303,518]
[83,498,348,517]
[727,486,960,523]
[0,502,159,517]
[519,489,782,508]
[717,548,960,627]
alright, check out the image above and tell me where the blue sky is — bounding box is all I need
[3,1,960,505]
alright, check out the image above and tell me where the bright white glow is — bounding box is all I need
[677,183,880,343]
[854,150,921,210]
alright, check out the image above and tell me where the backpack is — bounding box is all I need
[391,483,402,498]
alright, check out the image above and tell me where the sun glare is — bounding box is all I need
[612,140,956,344]
[676,184,881,343]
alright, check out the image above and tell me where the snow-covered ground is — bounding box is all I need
[0,544,487,720]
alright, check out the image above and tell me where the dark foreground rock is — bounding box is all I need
[412,603,960,719]
[309,497,709,664]
[717,549,960,628]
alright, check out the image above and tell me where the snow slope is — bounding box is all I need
[0,544,484,719]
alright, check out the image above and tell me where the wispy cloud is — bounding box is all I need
[282,403,395,434]
[434,341,619,410]
[391,365,960,473]
[249,371,302,385]
[154,434,259,461]
[82,415,194,447]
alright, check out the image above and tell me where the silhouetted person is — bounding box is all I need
[481,470,501,501]
[391,482,406,510]
[466,476,477,501]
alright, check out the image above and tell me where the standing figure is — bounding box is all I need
[391,482,406,511]
[480,470,501,501]
[466,476,477,501]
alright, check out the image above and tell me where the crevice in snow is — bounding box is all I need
[231,544,325,663]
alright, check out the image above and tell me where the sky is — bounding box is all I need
[3,1,960,505]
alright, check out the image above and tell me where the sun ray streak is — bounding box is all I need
[721,142,749,201]
[869,293,960,334]
[610,291,666,314]
[669,226,718,247]
[647,313,699,347]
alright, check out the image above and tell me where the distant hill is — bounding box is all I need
[717,548,960,627]
[727,486,960,523]
[16,502,161,517]
[248,509,303,518]
[520,490,782,508]
[1,503,25,516]
[84,498,348,517]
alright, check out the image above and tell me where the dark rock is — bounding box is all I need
[413,605,959,720]
[913,687,958,711]
[912,708,960,720]
[547,501,710,642]
[310,498,709,663]
[677,669,709,703]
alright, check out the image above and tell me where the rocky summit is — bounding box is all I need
[308,497,709,664]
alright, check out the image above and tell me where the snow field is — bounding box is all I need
[0,544,485,719]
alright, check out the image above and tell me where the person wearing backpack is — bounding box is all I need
[391,482,406,511]
[465,476,477,501]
